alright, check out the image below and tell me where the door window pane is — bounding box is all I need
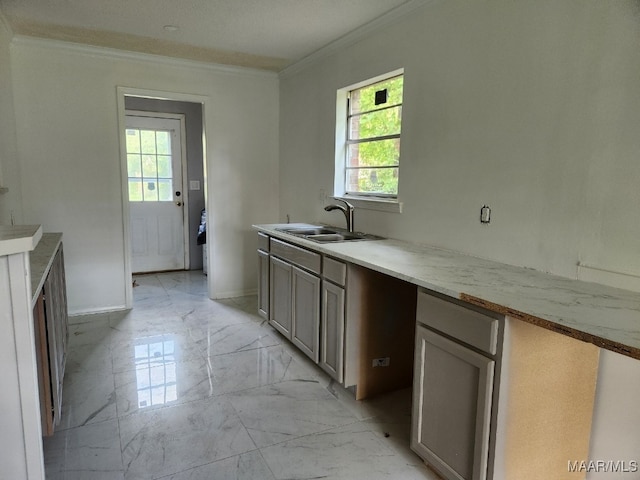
[142,155,157,178]
[126,127,175,202]
[156,131,170,155]
[157,155,172,178]
[128,179,143,201]
[143,179,159,201]
[140,130,156,154]
[157,179,172,201]
[126,129,140,153]
[127,154,142,178]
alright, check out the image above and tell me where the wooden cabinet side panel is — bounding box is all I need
[497,318,599,480]
[33,291,54,436]
[346,264,417,400]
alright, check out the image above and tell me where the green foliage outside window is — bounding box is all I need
[347,76,403,196]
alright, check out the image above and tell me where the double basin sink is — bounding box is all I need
[276,225,383,243]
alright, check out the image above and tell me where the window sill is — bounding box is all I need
[333,196,403,214]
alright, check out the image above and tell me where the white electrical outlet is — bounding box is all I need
[372,357,390,367]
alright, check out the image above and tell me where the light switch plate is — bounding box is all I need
[189,180,201,191]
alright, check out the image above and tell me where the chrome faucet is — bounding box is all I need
[324,198,355,233]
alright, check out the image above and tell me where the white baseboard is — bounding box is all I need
[68,305,128,322]
[212,289,258,300]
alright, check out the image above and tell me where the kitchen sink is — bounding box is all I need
[276,225,383,243]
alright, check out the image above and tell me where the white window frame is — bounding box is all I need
[334,68,404,213]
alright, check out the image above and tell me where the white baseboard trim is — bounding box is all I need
[68,305,128,321]
[212,289,258,300]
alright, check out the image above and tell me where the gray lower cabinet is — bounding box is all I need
[257,249,269,319]
[269,255,293,337]
[411,290,502,480]
[258,232,418,399]
[33,241,69,436]
[44,245,69,430]
[320,280,345,383]
[263,234,338,368]
[269,253,321,363]
[412,325,494,480]
[291,266,321,362]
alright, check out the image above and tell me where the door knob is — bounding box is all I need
[176,201,182,207]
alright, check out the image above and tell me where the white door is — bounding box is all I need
[125,113,187,273]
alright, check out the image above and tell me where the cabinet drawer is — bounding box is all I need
[257,232,270,252]
[323,256,346,286]
[417,290,500,355]
[270,238,321,274]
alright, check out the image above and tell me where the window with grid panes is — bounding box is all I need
[345,74,403,197]
[126,128,173,202]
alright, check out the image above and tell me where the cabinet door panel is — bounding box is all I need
[269,256,292,338]
[43,246,69,428]
[33,291,54,436]
[291,266,320,362]
[411,325,494,480]
[320,281,345,382]
[257,250,269,319]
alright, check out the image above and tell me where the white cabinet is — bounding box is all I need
[0,225,46,480]
[411,290,502,480]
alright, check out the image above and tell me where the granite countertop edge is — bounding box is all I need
[30,233,63,307]
[254,223,640,361]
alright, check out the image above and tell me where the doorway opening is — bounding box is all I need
[125,112,189,274]
[117,88,208,308]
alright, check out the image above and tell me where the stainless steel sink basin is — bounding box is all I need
[276,225,383,243]
[278,227,338,236]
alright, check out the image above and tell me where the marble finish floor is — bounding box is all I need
[44,271,437,480]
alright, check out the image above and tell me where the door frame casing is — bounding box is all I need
[117,87,209,309]
[125,110,190,273]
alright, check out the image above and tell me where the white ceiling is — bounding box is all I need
[0,0,423,71]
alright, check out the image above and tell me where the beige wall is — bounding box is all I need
[279,0,640,283]
[10,38,280,313]
[278,0,640,467]
[0,13,22,225]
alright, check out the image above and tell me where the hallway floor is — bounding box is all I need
[43,271,437,479]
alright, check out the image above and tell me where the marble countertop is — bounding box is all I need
[29,233,63,306]
[255,223,640,360]
[0,225,42,256]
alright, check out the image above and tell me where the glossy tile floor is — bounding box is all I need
[44,271,438,480]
